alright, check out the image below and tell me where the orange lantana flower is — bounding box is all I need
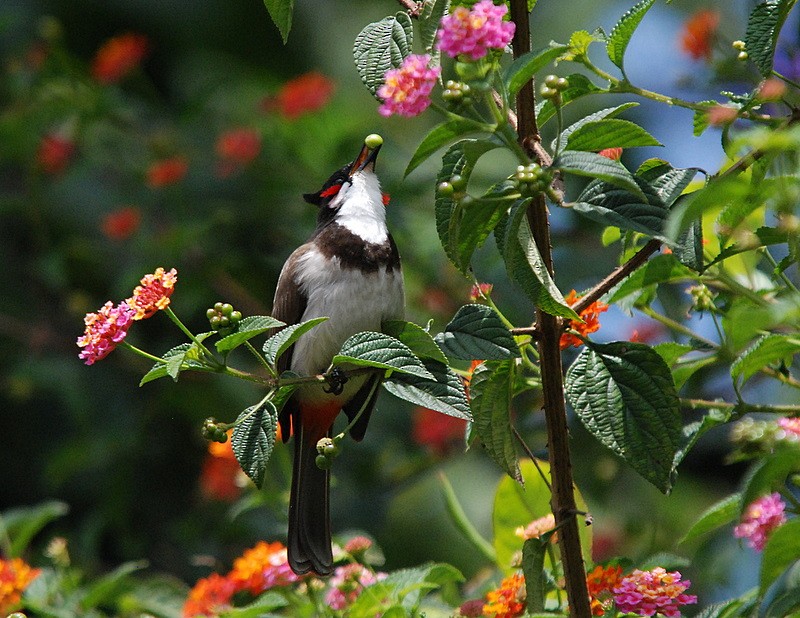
[227,541,298,595]
[275,72,335,120]
[586,564,623,616]
[560,290,609,350]
[0,557,41,614]
[126,267,178,320]
[200,435,241,502]
[182,573,235,618]
[147,156,188,188]
[91,33,148,83]
[483,573,526,618]
[679,10,719,61]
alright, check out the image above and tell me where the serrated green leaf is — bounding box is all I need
[537,74,604,126]
[610,254,696,303]
[554,102,639,151]
[502,200,580,319]
[382,320,448,364]
[573,178,667,238]
[566,30,604,60]
[680,493,741,544]
[607,0,656,72]
[652,342,693,367]
[503,45,569,96]
[139,342,209,386]
[215,316,284,353]
[553,150,646,200]
[263,0,294,44]
[231,400,278,488]
[419,0,449,64]
[372,563,464,611]
[745,0,797,76]
[741,449,800,510]
[405,120,480,178]
[666,176,747,240]
[435,304,520,361]
[262,317,328,366]
[1,500,69,558]
[707,226,790,269]
[383,360,471,420]
[493,459,592,575]
[639,162,700,207]
[469,361,520,481]
[674,214,705,272]
[451,191,516,273]
[732,333,800,388]
[565,341,682,493]
[565,118,661,152]
[674,407,730,469]
[332,331,434,379]
[354,13,413,97]
[761,519,800,594]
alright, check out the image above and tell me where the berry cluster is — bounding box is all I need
[687,284,717,312]
[513,163,552,196]
[436,173,468,200]
[442,80,472,107]
[539,74,569,105]
[207,302,243,334]
[203,417,230,443]
[315,435,342,469]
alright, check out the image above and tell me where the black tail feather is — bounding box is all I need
[288,425,333,576]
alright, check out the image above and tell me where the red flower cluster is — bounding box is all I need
[183,541,298,617]
[274,72,335,119]
[101,206,141,240]
[598,147,623,160]
[560,290,609,350]
[216,128,261,176]
[411,406,467,455]
[679,10,719,61]
[36,134,74,174]
[147,156,189,188]
[200,434,242,502]
[586,564,623,616]
[482,573,526,618]
[91,33,148,83]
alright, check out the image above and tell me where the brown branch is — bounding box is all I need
[572,238,663,315]
[509,0,592,615]
[395,0,423,18]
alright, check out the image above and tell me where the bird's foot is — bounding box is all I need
[323,367,348,395]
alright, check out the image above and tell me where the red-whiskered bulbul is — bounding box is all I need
[271,135,404,576]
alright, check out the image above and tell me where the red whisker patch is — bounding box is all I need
[382,193,390,206]
[320,184,341,198]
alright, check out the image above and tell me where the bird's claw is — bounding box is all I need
[323,367,348,395]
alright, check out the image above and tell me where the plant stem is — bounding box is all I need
[163,307,220,366]
[639,306,719,349]
[510,0,591,614]
[245,340,277,377]
[681,398,800,414]
[119,340,167,365]
[438,472,497,562]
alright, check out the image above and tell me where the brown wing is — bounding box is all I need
[270,244,311,441]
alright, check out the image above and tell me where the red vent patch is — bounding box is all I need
[320,184,341,198]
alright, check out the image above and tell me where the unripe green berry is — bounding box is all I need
[437,181,454,197]
[450,174,467,191]
[544,74,559,88]
[459,194,474,208]
[315,454,331,469]
[221,303,233,316]
[364,133,383,149]
[230,310,242,323]
[737,51,749,61]
[540,85,558,100]
[206,308,216,319]
[214,302,224,312]
[555,77,569,91]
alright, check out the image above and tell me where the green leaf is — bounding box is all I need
[354,13,413,97]
[1,500,69,558]
[566,29,605,60]
[674,214,705,272]
[680,493,741,544]
[565,341,682,493]
[231,399,278,488]
[263,0,294,44]
[554,102,639,151]
[732,333,800,389]
[741,449,800,510]
[215,316,285,353]
[139,341,209,386]
[436,139,502,268]
[383,359,471,420]
[745,0,797,76]
[573,179,666,238]
[536,74,604,126]
[565,118,661,152]
[639,162,700,207]
[332,331,435,379]
[469,361,520,481]
[607,0,656,73]
[503,44,569,96]
[761,519,800,594]
[373,563,464,612]
[666,177,746,239]
[493,459,592,574]
[653,342,693,367]
[262,317,328,366]
[609,254,696,303]
[382,320,448,364]
[435,304,520,361]
[219,591,289,617]
[552,150,646,200]
[405,120,480,178]
[522,537,548,613]
[419,0,449,63]
[674,407,731,470]
[80,560,148,610]
[503,200,580,319]
[707,226,790,269]
[451,190,516,273]
[761,559,800,618]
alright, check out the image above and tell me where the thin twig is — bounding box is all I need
[513,426,551,491]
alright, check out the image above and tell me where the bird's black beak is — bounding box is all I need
[348,141,381,177]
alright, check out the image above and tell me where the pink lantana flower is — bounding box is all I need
[77,301,135,365]
[777,417,800,440]
[734,493,787,551]
[377,54,440,118]
[612,567,697,617]
[126,267,178,320]
[324,564,386,610]
[437,0,515,61]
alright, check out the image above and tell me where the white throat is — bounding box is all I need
[331,170,388,244]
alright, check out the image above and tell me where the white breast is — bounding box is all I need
[330,170,388,245]
[290,248,404,378]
